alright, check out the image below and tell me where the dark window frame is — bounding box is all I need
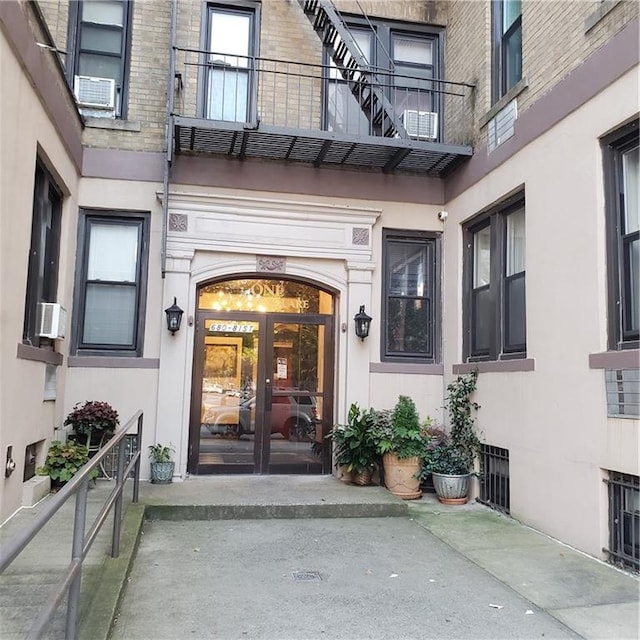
[67,0,133,118]
[602,119,640,351]
[23,161,63,348]
[491,0,523,102]
[381,228,441,364]
[72,209,150,357]
[199,1,261,122]
[321,16,444,138]
[463,193,526,362]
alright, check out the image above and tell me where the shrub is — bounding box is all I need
[64,401,119,437]
[37,440,96,485]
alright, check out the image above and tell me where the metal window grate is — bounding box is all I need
[479,444,510,513]
[605,369,640,417]
[604,471,639,571]
[100,434,138,480]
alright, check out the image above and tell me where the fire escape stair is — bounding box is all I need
[298,0,408,139]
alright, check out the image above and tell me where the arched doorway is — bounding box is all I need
[188,277,335,474]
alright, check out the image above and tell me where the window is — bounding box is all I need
[603,120,639,350]
[479,444,510,514]
[68,0,132,117]
[382,230,440,362]
[492,0,522,101]
[324,19,442,137]
[73,211,149,356]
[464,195,526,361]
[23,161,62,347]
[204,4,258,122]
[606,471,639,571]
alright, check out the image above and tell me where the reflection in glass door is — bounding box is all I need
[189,278,334,475]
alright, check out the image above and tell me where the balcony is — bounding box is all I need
[171,47,474,177]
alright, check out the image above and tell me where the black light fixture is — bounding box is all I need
[354,305,372,341]
[164,297,184,335]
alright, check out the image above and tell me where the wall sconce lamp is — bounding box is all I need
[164,297,184,335]
[354,305,372,341]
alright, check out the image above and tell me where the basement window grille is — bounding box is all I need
[605,369,640,417]
[479,444,510,513]
[604,471,639,571]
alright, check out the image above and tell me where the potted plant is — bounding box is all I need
[36,440,96,489]
[375,396,427,500]
[327,403,379,485]
[148,443,175,484]
[423,371,481,504]
[64,400,119,451]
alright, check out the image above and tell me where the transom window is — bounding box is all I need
[464,195,526,361]
[382,230,440,362]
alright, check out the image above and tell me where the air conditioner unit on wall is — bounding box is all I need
[73,75,116,111]
[401,110,438,140]
[36,303,66,340]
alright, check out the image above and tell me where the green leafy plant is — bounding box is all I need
[64,401,119,438]
[446,370,481,472]
[37,440,96,485]
[375,396,427,459]
[327,403,379,474]
[148,443,175,463]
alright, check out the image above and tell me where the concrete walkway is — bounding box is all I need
[1,476,638,640]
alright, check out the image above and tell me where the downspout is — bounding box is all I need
[161,0,178,278]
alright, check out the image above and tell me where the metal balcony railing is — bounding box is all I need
[170,47,474,176]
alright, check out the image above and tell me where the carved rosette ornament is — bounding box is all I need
[352,227,369,246]
[168,213,188,232]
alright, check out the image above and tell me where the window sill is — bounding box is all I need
[17,343,63,365]
[584,0,622,33]
[68,356,159,368]
[371,362,443,375]
[480,77,529,129]
[589,350,639,369]
[84,118,142,133]
[452,358,535,374]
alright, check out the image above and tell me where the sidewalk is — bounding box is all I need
[1,476,638,640]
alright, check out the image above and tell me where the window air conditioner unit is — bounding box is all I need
[36,303,66,340]
[401,110,438,140]
[73,75,116,111]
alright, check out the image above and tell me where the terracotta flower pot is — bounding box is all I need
[382,453,422,500]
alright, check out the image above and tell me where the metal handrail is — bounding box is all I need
[0,410,143,640]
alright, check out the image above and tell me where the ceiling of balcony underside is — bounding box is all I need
[173,117,472,177]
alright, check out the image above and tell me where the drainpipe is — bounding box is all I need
[161,0,178,278]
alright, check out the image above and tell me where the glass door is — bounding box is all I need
[189,280,334,475]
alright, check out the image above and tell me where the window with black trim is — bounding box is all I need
[73,211,149,356]
[603,120,639,350]
[464,195,526,361]
[203,3,258,122]
[23,162,63,347]
[324,18,442,138]
[68,0,132,118]
[491,0,522,101]
[382,229,440,362]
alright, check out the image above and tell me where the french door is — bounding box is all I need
[188,311,333,474]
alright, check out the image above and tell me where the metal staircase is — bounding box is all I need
[298,0,409,138]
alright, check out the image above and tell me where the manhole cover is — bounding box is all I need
[292,570,323,582]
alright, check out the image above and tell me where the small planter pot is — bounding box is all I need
[382,453,422,500]
[431,472,471,504]
[150,461,175,484]
[352,468,373,486]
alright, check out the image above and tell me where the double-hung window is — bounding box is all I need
[382,229,440,362]
[603,120,639,350]
[204,4,258,123]
[492,0,522,101]
[73,211,149,356]
[68,0,132,117]
[465,195,526,361]
[324,19,441,139]
[23,162,63,347]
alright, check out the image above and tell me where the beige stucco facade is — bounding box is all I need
[1,1,638,567]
